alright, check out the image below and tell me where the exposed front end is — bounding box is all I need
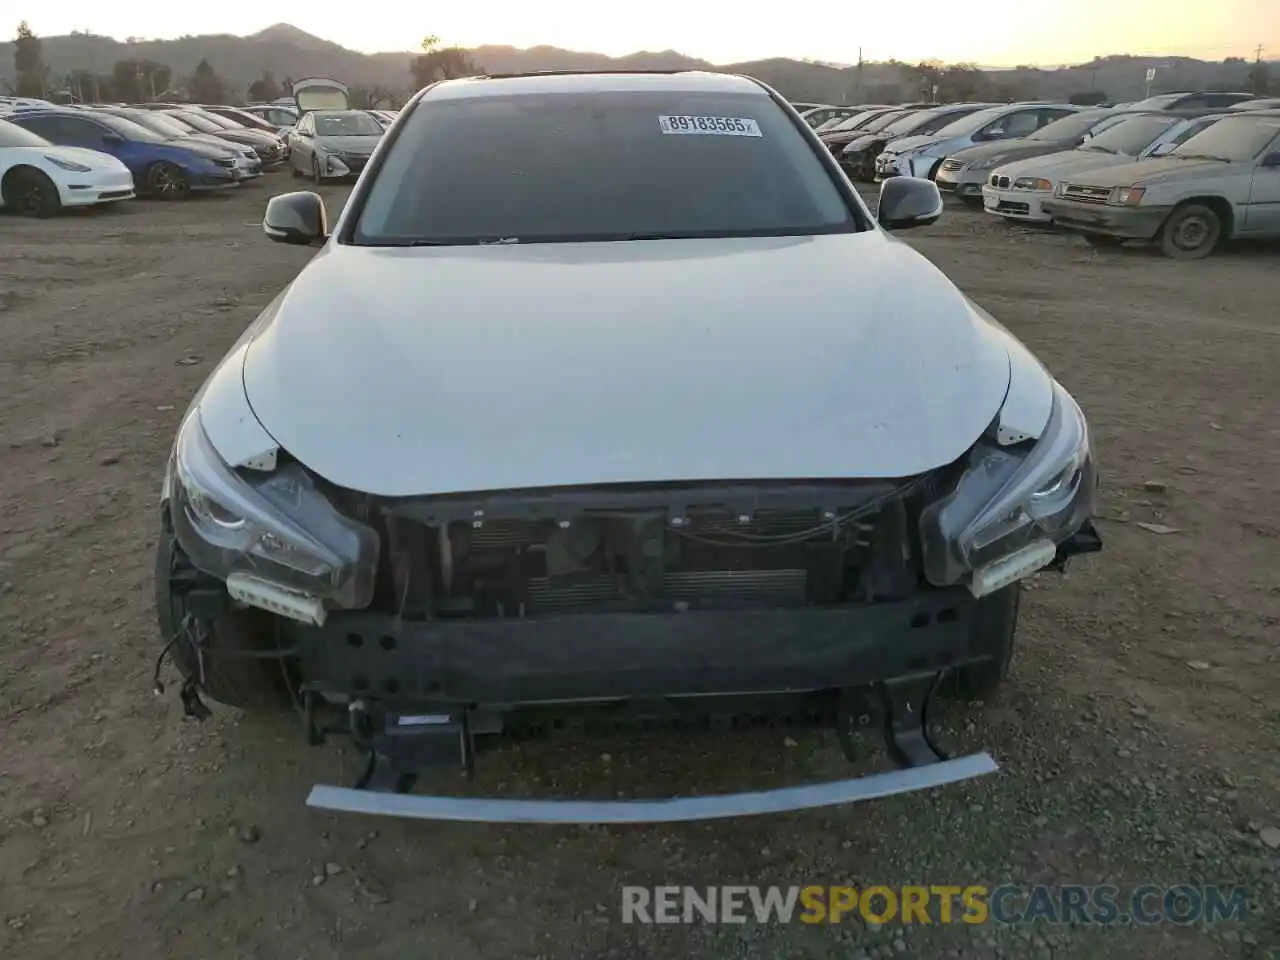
[157,373,1101,820]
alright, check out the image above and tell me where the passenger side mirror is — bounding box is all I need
[877,177,944,230]
[1261,151,1280,168]
[102,132,124,146]
[1148,142,1173,157]
[263,191,328,246]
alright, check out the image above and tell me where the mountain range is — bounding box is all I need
[2,23,1273,105]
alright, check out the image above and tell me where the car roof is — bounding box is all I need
[423,70,767,103]
[6,108,94,117]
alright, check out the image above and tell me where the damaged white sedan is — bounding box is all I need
[154,70,1102,824]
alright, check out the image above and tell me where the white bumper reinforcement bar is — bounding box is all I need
[305,751,998,824]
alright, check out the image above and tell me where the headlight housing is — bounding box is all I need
[919,380,1096,587]
[969,156,1004,171]
[170,410,379,609]
[46,155,92,173]
[1013,177,1052,191]
[1109,186,1146,206]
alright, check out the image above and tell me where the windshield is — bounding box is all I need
[98,113,164,143]
[0,118,50,147]
[1127,93,1183,110]
[829,110,889,132]
[223,110,273,130]
[1083,114,1179,155]
[1026,111,1106,142]
[1171,115,1280,161]
[352,90,858,246]
[196,112,242,130]
[170,111,223,134]
[932,105,1018,138]
[859,109,912,133]
[314,111,385,136]
[121,111,191,139]
[882,107,951,135]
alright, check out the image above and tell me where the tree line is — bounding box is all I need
[8,22,482,107]
[8,20,1270,108]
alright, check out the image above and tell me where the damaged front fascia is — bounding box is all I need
[376,477,931,526]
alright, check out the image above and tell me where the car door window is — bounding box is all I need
[56,116,107,147]
[1036,108,1075,128]
[1004,111,1044,136]
[14,115,58,140]
[981,110,1039,140]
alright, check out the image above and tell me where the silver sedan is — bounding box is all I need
[287,110,384,182]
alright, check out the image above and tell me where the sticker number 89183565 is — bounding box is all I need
[658,115,763,137]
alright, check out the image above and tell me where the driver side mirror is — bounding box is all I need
[1148,142,1174,157]
[263,191,328,246]
[1262,151,1280,168]
[877,177,944,230]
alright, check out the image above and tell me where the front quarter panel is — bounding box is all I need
[160,294,289,506]
[966,300,1054,444]
[1139,164,1252,216]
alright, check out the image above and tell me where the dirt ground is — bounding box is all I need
[1,178,1277,960]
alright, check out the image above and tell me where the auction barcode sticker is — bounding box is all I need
[658,115,762,137]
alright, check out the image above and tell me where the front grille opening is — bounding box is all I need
[372,488,932,620]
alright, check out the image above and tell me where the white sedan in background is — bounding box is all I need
[0,118,135,216]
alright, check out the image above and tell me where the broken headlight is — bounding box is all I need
[919,379,1096,586]
[170,410,379,608]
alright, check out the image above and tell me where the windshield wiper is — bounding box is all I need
[1171,153,1231,162]
[1081,144,1115,153]
[403,237,522,246]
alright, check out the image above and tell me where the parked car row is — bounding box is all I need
[849,93,1280,260]
[1,88,390,215]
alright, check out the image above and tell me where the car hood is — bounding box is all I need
[316,134,383,152]
[241,233,1014,498]
[178,134,249,154]
[841,133,889,153]
[882,133,948,155]
[1061,155,1237,187]
[33,145,130,172]
[168,138,235,160]
[993,148,1140,181]
[946,140,1068,166]
[213,129,278,147]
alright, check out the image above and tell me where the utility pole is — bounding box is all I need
[854,47,863,104]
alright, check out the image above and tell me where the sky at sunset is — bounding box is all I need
[15,0,1279,67]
